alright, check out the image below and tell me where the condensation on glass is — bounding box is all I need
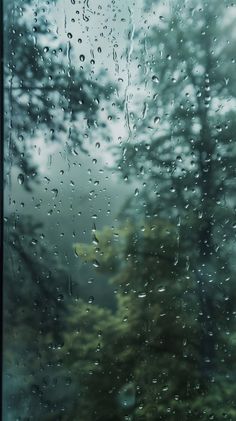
[3,0,236,419]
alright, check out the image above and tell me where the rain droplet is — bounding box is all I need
[17,174,24,185]
[152,75,160,83]
[51,188,58,197]
[92,234,99,245]
[67,33,73,39]
[80,54,85,62]
[138,292,146,298]
[93,260,100,268]
[88,296,94,304]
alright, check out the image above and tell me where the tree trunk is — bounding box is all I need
[196,100,216,377]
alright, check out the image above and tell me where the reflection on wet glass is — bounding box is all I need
[3,0,236,419]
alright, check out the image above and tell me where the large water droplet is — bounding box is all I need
[93,260,100,268]
[152,75,160,83]
[17,174,24,185]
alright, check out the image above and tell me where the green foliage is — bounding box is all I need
[66,218,236,420]
[3,215,70,419]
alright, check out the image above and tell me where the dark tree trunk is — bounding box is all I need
[196,101,216,377]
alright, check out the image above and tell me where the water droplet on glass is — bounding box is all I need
[17,174,24,185]
[51,188,58,197]
[152,75,160,83]
[176,155,182,163]
[93,260,100,268]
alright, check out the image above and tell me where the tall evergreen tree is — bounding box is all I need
[117,0,236,375]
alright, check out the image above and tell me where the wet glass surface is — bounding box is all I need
[3,0,236,419]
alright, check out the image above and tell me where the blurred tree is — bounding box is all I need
[4,0,236,419]
[4,0,114,190]
[3,215,74,419]
[116,0,236,376]
[3,0,115,417]
[70,219,236,420]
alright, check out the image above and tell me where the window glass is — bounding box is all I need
[3,0,236,419]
